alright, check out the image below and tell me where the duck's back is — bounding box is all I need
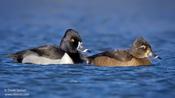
[10,45,65,63]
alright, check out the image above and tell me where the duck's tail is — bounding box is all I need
[8,53,23,63]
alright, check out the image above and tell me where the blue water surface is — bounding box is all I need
[0,0,175,98]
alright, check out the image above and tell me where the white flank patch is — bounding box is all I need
[22,53,74,65]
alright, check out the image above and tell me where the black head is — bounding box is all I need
[129,37,159,59]
[60,29,87,53]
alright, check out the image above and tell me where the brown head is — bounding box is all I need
[129,37,160,59]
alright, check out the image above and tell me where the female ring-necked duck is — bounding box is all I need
[9,29,88,65]
[86,37,160,66]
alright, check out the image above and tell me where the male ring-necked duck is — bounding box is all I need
[86,37,160,66]
[9,29,88,65]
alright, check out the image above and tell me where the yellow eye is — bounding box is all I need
[71,38,75,42]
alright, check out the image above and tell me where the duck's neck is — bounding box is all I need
[67,52,83,63]
[128,48,140,59]
[128,48,134,56]
[59,42,69,52]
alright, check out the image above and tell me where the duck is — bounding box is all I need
[9,29,88,65]
[86,37,160,66]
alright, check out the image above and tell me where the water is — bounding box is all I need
[0,0,175,98]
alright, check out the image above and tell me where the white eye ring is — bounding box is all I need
[140,45,146,49]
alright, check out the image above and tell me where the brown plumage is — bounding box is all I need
[89,55,151,66]
[87,37,159,66]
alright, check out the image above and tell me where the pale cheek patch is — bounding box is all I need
[145,49,151,57]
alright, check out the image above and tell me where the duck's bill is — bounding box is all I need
[77,42,89,53]
[148,52,161,60]
[153,54,162,60]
